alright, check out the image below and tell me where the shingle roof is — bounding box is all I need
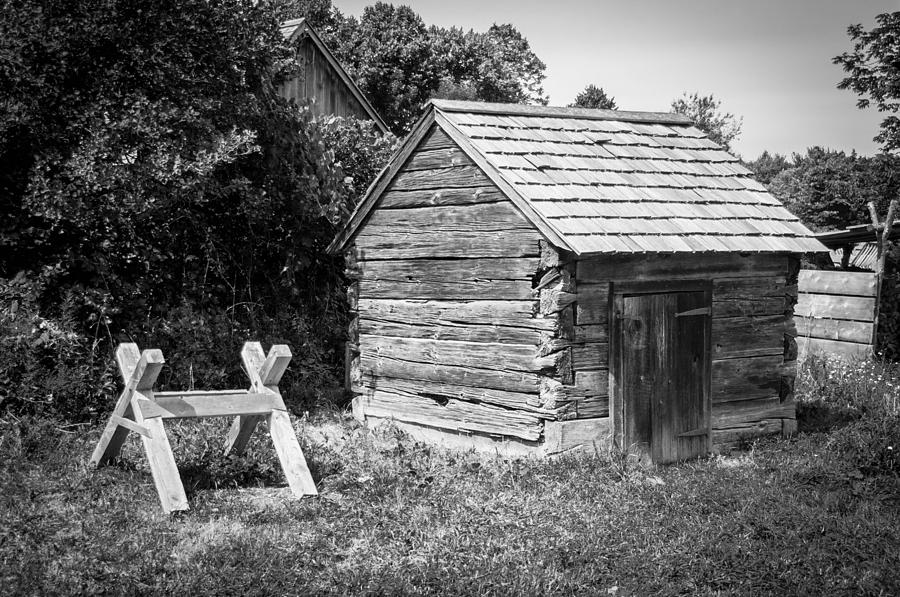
[329,100,826,254]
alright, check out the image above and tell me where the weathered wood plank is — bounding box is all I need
[360,335,547,373]
[359,354,541,394]
[358,257,536,281]
[575,283,610,324]
[795,317,874,344]
[359,390,543,441]
[796,336,872,360]
[378,186,508,209]
[795,293,876,322]
[418,126,459,151]
[798,270,877,297]
[358,298,542,327]
[712,315,784,359]
[574,324,607,343]
[712,419,782,448]
[354,376,557,416]
[359,277,534,301]
[140,392,283,420]
[578,254,787,282]
[711,396,793,429]
[267,409,318,497]
[711,355,784,404]
[571,342,608,370]
[569,370,609,398]
[359,318,544,345]
[388,165,488,191]
[543,418,611,456]
[712,277,786,318]
[355,228,541,260]
[403,146,472,171]
[566,395,609,419]
[365,201,532,232]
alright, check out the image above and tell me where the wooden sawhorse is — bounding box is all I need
[90,341,317,513]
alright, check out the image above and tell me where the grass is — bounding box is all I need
[2,358,900,596]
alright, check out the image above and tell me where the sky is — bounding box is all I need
[333,0,897,160]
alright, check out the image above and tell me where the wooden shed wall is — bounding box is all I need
[570,253,799,448]
[348,127,572,442]
[279,38,370,121]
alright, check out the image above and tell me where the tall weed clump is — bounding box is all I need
[797,355,900,475]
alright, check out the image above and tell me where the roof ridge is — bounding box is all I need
[429,99,692,126]
[280,17,307,28]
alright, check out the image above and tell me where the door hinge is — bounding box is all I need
[677,427,709,438]
[675,307,711,318]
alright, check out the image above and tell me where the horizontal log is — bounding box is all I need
[578,254,787,282]
[711,355,785,404]
[358,298,542,327]
[712,419,782,447]
[795,293,876,322]
[359,354,540,394]
[574,324,608,343]
[712,315,785,359]
[419,126,458,151]
[388,165,489,191]
[138,392,283,419]
[796,316,874,344]
[355,228,541,260]
[378,186,508,209]
[569,370,609,398]
[359,389,543,441]
[359,318,545,345]
[360,278,533,301]
[364,201,532,232]
[798,270,877,297]
[712,277,786,318]
[360,335,542,371]
[571,342,608,370]
[543,418,611,456]
[403,146,472,171]
[796,336,872,360]
[711,397,793,429]
[354,376,557,417]
[575,283,611,325]
[570,395,609,419]
[358,257,536,281]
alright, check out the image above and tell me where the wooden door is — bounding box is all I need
[616,290,710,463]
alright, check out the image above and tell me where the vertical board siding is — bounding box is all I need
[279,38,371,122]
[796,270,877,359]
[352,128,549,440]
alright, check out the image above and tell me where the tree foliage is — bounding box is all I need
[0,0,395,418]
[671,92,743,152]
[834,11,900,152]
[570,85,617,110]
[766,148,900,231]
[292,2,548,134]
[745,151,791,186]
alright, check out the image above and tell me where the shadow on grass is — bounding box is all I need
[796,400,859,434]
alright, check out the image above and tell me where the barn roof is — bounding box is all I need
[329,100,827,254]
[279,18,388,133]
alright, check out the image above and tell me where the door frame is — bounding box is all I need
[608,279,713,459]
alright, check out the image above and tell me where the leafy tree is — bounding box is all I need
[570,85,617,110]
[321,3,443,133]
[745,151,790,185]
[834,11,900,152]
[671,92,743,152]
[767,147,900,231]
[0,0,394,418]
